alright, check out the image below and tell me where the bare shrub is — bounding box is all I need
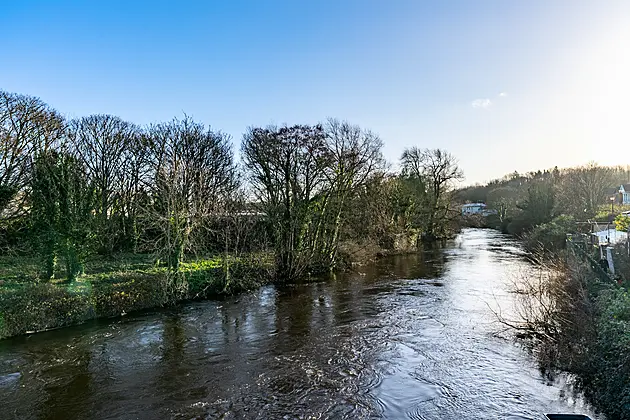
[493,251,596,372]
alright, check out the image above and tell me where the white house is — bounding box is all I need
[461,203,487,215]
[619,184,630,204]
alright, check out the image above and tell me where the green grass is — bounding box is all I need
[0,251,274,339]
[83,252,155,274]
[0,255,41,284]
[0,252,157,287]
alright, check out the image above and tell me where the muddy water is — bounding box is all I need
[0,229,601,419]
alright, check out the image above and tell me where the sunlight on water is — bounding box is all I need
[0,229,601,419]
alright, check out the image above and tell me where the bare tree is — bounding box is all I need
[67,115,140,253]
[486,186,519,223]
[0,91,64,217]
[143,116,237,279]
[241,120,385,276]
[401,147,463,240]
[115,131,151,252]
[317,118,384,266]
[556,163,614,218]
[241,124,330,280]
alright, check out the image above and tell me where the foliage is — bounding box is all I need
[0,90,65,218]
[0,253,273,339]
[30,150,95,281]
[460,163,630,417]
[503,250,630,419]
[486,186,519,223]
[570,287,630,418]
[615,214,630,232]
[556,163,615,218]
[242,124,330,280]
[0,282,94,337]
[519,182,555,226]
[317,119,385,268]
[142,116,237,274]
[525,215,576,252]
[457,164,630,228]
[503,181,556,236]
[67,115,142,254]
[1,88,466,338]
[342,173,404,246]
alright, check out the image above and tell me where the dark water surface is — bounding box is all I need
[0,229,601,419]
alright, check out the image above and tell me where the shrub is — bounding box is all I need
[580,288,630,418]
[506,217,530,236]
[90,271,167,317]
[507,252,630,418]
[615,214,630,232]
[525,215,576,253]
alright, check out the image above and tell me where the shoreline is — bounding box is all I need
[0,256,273,340]
[0,239,440,340]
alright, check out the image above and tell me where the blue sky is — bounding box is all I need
[2,1,630,183]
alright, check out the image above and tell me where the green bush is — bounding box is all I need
[615,214,630,232]
[525,215,576,252]
[524,258,630,418]
[90,271,167,317]
[579,289,630,418]
[506,217,530,236]
[183,256,272,297]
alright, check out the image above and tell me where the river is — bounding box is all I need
[0,229,601,419]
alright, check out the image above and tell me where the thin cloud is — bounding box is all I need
[472,98,492,109]
[498,92,508,97]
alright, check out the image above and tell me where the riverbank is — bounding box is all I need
[459,215,630,417]
[0,235,424,340]
[0,253,274,340]
[498,228,630,418]
[561,257,629,419]
[0,229,600,419]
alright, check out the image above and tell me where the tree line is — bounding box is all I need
[0,90,463,283]
[458,164,629,229]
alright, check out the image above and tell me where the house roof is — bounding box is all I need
[605,185,630,195]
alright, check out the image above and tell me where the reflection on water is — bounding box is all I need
[0,229,601,419]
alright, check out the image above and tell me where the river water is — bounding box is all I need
[0,229,601,419]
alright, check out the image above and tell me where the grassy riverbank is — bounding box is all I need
[0,253,274,339]
[0,235,424,340]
